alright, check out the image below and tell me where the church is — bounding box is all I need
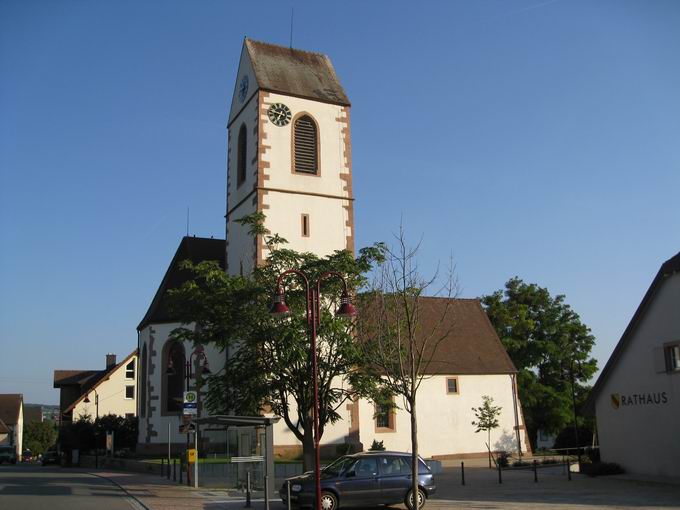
[135,38,530,460]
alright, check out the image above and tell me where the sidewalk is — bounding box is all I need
[92,469,280,510]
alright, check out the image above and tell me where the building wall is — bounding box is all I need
[16,401,23,459]
[358,374,529,458]
[594,272,680,478]
[73,355,138,420]
[137,323,227,450]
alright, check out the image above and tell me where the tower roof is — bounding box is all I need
[245,39,350,106]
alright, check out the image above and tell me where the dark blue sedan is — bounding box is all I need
[279,451,436,509]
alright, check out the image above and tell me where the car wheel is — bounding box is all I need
[404,487,426,510]
[320,491,338,510]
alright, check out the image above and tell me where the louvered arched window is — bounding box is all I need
[294,115,318,174]
[237,124,247,186]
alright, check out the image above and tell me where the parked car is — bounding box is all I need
[41,451,60,466]
[0,445,17,464]
[279,451,436,509]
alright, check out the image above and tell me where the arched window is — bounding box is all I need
[237,124,247,186]
[140,344,147,417]
[164,342,185,414]
[293,115,318,174]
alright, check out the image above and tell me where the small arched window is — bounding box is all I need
[164,342,185,414]
[294,115,318,174]
[237,124,247,186]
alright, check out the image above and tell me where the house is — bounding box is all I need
[587,251,680,478]
[136,38,529,461]
[53,350,138,424]
[0,394,24,460]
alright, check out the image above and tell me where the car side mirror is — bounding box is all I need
[345,470,356,477]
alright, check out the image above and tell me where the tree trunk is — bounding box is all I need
[488,429,492,469]
[302,426,315,472]
[411,396,418,509]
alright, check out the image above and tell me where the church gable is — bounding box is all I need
[228,41,258,126]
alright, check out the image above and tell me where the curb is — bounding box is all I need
[89,472,151,510]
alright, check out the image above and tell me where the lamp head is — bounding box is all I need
[336,290,358,318]
[269,286,291,317]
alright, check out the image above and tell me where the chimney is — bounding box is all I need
[106,353,117,369]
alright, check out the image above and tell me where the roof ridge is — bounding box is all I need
[245,37,331,60]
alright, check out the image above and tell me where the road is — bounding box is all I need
[0,464,143,510]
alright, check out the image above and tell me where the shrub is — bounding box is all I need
[369,440,385,451]
[580,462,625,477]
[540,458,559,465]
[512,460,530,467]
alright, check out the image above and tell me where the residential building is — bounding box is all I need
[588,251,680,478]
[53,351,138,424]
[0,394,24,460]
[136,38,529,460]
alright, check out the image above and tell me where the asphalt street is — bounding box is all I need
[0,464,143,510]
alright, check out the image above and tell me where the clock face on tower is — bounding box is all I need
[267,103,292,126]
[238,76,249,103]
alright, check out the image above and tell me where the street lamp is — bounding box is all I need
[83,389,99,468]
[270,270,357,510]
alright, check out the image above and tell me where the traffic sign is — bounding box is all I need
[179,423,195,434]
[187,449,197,463]
[183,391,197,404]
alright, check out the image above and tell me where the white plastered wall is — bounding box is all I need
[74,354,138,420]
[137,323,227,446]
[594,272,680,478]
[358,374,529,458]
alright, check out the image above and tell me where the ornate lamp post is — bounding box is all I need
[83,389,99,468]
[270,270,357,510]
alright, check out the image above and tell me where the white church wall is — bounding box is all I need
[358,374,528,458]
[594,271,680,478]
[138,323,227,448]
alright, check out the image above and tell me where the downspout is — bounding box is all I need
[510,373,522,458]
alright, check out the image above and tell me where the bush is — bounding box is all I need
[512,460,530,467]
[540,457,559,465]
[580,462,624,477]
[368,440,385,451]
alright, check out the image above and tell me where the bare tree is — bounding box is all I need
[359,224,458,509]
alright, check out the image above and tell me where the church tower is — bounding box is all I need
[225,39,354,275]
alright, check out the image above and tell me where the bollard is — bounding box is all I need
[167,457,171,480]
[461,461,465,486]
[533,459,538,483]
[160,458,164,478]
[287,480,291,510]
[173,458,177,481]
[179,456,183,484]
[567,458,572,481]
[497,460,502,484]
[245,471,251,508]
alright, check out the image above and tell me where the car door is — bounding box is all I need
[335,457,381,505]
[377,456,411,503]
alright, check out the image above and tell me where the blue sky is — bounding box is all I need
[1,0,679,404]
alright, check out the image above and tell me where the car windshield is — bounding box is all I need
[322,456,354,477]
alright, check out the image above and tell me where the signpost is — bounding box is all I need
[183,391,199,488]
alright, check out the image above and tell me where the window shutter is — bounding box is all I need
[294,116,318,174]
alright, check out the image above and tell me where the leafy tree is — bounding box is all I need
[481,277,597,447]
[357,224,457,509]
[168,212,385,470]
[471,395,502,468]
[23,420,58,456]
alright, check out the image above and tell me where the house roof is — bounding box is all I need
[245,38,350,107]
[0,394,23,425]
[585,251,680,414]
[359,296,517,375]
[0,419,9,434]
[138,236,226,331]
[53,370,103,388]
[60,349,138,416]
